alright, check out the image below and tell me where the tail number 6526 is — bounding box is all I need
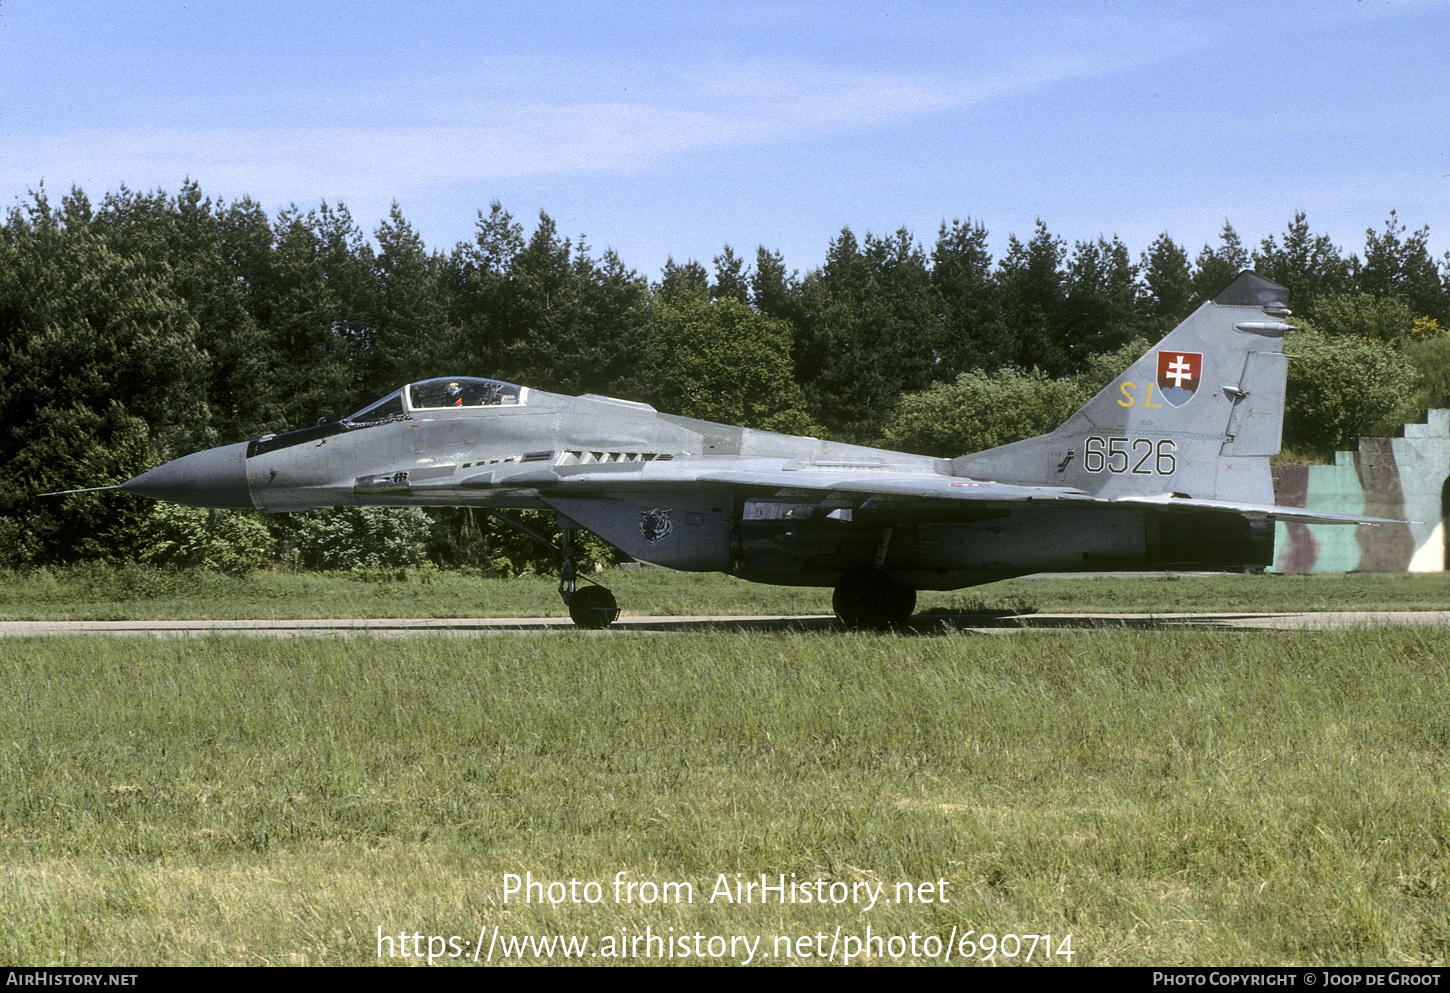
[1082,437,1176,475]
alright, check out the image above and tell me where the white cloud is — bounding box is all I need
[1,40,1179,205]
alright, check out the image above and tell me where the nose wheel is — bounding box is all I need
[558,525,619,629]
[567,585,619,628]
[486,512,620,628]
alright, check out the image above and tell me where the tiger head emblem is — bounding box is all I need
[639,508,673,544]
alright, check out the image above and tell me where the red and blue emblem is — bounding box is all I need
[1156,351,1202,407]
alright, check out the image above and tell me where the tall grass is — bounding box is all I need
[6,563,1450,621]
[1,629,1446,965]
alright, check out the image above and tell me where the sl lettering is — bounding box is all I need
[1116,382,1164,409]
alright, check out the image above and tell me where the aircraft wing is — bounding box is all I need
[453,459,1403,526]
[456,458,1084,502]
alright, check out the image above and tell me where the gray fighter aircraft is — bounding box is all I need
[106,271,1393,627]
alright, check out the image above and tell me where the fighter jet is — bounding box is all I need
[104,271,1395,627]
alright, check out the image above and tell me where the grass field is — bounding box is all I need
[5,563,1450,621]
[2,620,1448,966]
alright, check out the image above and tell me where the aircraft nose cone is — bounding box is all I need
[121,441,254,509]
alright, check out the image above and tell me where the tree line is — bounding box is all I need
[3,181,1447,568]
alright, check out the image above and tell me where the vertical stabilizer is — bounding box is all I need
[950,271,1291,506]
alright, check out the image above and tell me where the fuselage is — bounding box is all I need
[123,376,1270,591]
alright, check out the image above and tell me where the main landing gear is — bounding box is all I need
[832,568,916,630]
[486,512,620,629]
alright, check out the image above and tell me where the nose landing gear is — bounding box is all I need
[486,511,620,628]
[566,584,619,628]
[559,526,619,629]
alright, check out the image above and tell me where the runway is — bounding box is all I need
[5,610,1450,637]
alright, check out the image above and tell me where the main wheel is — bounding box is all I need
[832,569,916,630]
[568,586,620,629]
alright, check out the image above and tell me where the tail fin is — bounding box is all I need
[951,271,1291,506]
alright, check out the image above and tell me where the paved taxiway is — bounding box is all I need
[5,611,1450,637]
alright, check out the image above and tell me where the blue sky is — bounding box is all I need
[2,1,1447,283]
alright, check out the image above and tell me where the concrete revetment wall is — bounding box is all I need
[1271,409,1449,573]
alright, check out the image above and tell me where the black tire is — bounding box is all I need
[568,586,619,628]
[832,569,916,630]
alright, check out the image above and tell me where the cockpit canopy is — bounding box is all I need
[344,377,525,423]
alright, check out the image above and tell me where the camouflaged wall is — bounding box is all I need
[1272,409,1450,573]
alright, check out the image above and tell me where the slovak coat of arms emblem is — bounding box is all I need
[1156,351,1202,407]
[639,508,673,544]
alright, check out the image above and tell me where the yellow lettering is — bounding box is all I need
[1144,383,1163,409]
[1118,382,1136,407]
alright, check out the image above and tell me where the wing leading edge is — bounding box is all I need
[448,458,1404,526]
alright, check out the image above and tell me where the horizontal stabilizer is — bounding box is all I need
[1113,493,1408,526]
